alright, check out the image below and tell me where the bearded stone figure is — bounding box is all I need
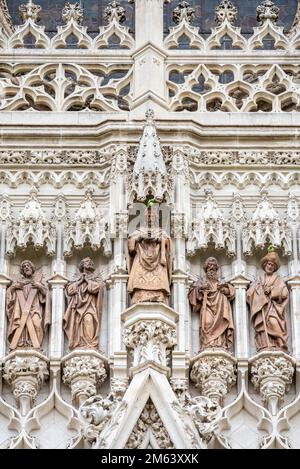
[247,251,289,352]
[188,257,235,351]
[127,207,173,305]
[6,260,51,351]
[64,257,104,350]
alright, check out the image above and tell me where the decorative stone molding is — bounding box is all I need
[250,351,295,415]
[172,1,195,25]
[187,189,235,256]
[122,303,178,373]
[104,1,126,25]
[182,394,222,443]
[129,110,173,204]
[110,377,129,399]
[125,400,175,449]
[63,188,112,257]
[257,0,279,25]
[0,0,14,34]
[6,187,56,256]
[62,2,84,24]
[19,0,42,23]
[123,320,177,368]
[170,378,189,400]
[62,351,108,407]
[3,350,49,416]
[242,189,291,256]
[215,0,238,26]
[80,393,128,448]
[190,351,237,406]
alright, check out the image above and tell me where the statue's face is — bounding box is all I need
[22,262,34,278]
[206,263,218,280]
[264,260,276,274]
[82,258,95,272]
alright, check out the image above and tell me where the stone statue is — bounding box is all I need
[6,260,51,351]
[247,251,289,352]
[64,257,104,350]
[127,207,173,305]
[188,257,235,351]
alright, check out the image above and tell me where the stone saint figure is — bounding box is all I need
[64,257,104,350]
[127,207,173,305]
[247,251,289,352]
[188,257,235,351]
[6,260,51,351]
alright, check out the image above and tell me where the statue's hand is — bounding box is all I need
[12,282,23,291]
[264,286,271,295]
[219,285,230,296]
[32,282,44,292]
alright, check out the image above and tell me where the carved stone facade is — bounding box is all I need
[0,0,300,451]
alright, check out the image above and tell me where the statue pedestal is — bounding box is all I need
[122,302,178,375]
[249,351,295,415]
[62,350,108,407]
[3,349,49,416]
[190,350,237,406]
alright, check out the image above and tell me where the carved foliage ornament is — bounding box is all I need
[173,1,195,25]
[123,320,177,367]
[104,1,126,25]
[62,2,84,24]
[257,0,280,25]
[215,0,238,26]
[19,0,42,23]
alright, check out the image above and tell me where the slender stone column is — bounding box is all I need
[230,274,251,361]
[287,275,300,361]
[0,273,11,360]
[48,273,68,361]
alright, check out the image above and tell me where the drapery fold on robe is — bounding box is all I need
[247,273,288,351]
[189,281,235,350]
[7,279,51,350]
[63,273,104,350]
[127,227,172,302]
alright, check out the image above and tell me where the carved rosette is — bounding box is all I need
[250,351,295,415]
[190,351,237,406]
[123,320,177,369]
[3,351,49,416]
[62,351,107,407]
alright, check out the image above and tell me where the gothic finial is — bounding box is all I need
[256,0,279,26]
[172,1,195,25]
[62,2,84,24]
[19,0,42,23]
[104,1,126,25]
[215,0,237,26]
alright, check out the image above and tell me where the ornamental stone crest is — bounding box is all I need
[173,1,195,25]
[104,1,126,24]
[62,2,84,24]
[215,0,238,26]
[256,0,279,25]
[19,0,42,23]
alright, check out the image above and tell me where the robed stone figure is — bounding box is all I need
[7,260,51,351]
[188,257,235,351]
[127,208,173,305]
[64,257,104,350]
[247,251,289,352]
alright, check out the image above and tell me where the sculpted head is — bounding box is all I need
[79,257,95,273]
[261,252,280,274]
[204,257,219,281]
[20,260,35,278]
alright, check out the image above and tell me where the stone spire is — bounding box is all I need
[19,0,42,23]
[133,109,167,176]
[130,110,172,203]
